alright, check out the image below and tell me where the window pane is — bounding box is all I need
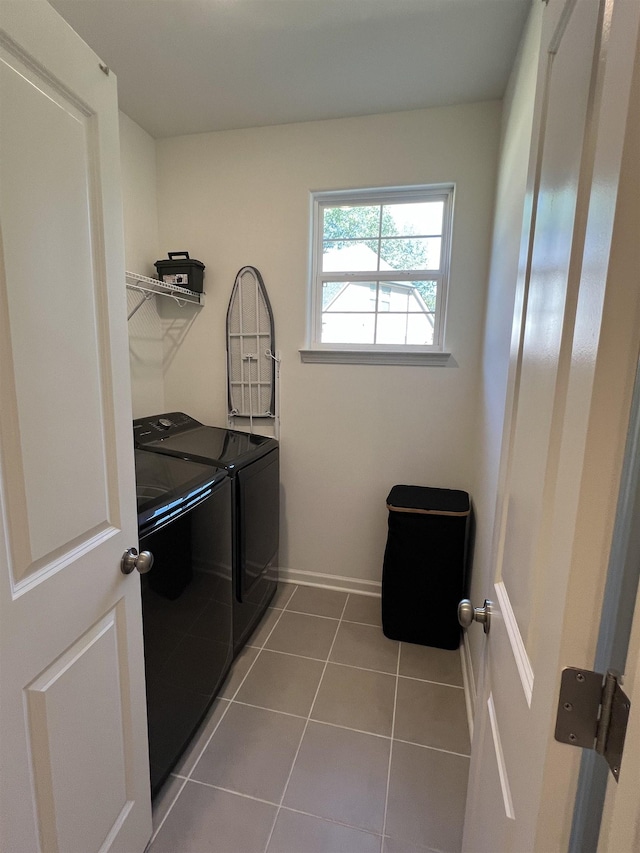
[380,284,421,312]
[407,313,436,345]
[322,240,380,272]
[321,313,375,344]
[323,281,376,311]
[323,205,380,240]
[381,202,444,237]
[412,280,438,312]
[379,237,441,271]
[376,312,435,346]
[322,282,345,309]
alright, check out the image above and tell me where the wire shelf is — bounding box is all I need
[125,271,204,319]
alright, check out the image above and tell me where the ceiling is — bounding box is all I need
[48,0,530,139]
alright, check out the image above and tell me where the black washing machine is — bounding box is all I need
[135,449,233,797]
[134,413,279,654]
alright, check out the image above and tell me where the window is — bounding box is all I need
[301,184,454,365]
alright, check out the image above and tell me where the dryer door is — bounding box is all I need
[237,449,279,602]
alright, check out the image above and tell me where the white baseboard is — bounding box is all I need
[278,567,381,598]
[460,631,476,741]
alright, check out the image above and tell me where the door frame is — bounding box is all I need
[569,357,640,850]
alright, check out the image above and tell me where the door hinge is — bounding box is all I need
[554,667,630,781]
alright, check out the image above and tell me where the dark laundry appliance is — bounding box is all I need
[134,412,279,654]
[135,449,233,797]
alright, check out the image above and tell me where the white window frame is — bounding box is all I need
[300,184,455,366]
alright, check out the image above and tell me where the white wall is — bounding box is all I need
[119,111,164,418]
[468,4,543,680]
[155,103,501,587]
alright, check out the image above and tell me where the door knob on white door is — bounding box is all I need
[121,547,154,575]
[458,599,493,633]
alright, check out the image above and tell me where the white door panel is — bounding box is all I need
[0,2,151,850]
[1,44,113,583]
[462,689,516,850]
[26,608,131,853]
[499,0,599,648]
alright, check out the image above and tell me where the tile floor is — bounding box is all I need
[148,584,470,853]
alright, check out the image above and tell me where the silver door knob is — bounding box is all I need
[121,547,154,575]
[458,599,493,633]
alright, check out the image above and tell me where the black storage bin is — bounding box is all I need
[155,252,205,293]
[382,485,470,650]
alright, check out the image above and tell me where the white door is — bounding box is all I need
[0,3,152,851]
[463,0,640,850]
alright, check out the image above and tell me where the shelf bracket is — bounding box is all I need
[127,290,153,321]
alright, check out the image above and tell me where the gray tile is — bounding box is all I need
[172,697,230,776]
[399,643,463,686]
[283,721,390,834]
[270,583,298,609]
[219,645,259,698]
[311,663,395,736]
[330,622,399,674]
[236,650,325,716]
[148,780,277,853]
[151,774,186,832]
[394,678,470,754]
[286,585,348,618]
[265,611,339,660]
[268,809,382,853]
[247,607,284,648]
[191,703,306,802]
[343,594,382,627]
[385,741,469,853]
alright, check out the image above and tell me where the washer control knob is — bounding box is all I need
[157,418,173,429]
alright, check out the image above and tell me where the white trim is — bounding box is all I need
[277,567,381,597]
[460,632,476,741]
[299,349,452,366]
[487,692,516,821]
[311,183,456,208]
[494,580,534,706]
[307,183,455,356]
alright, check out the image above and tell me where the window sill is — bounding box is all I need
[298,349,453,366]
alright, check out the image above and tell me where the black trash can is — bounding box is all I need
[382,485,470,650]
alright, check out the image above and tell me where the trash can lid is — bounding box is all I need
[386,485,470,516]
